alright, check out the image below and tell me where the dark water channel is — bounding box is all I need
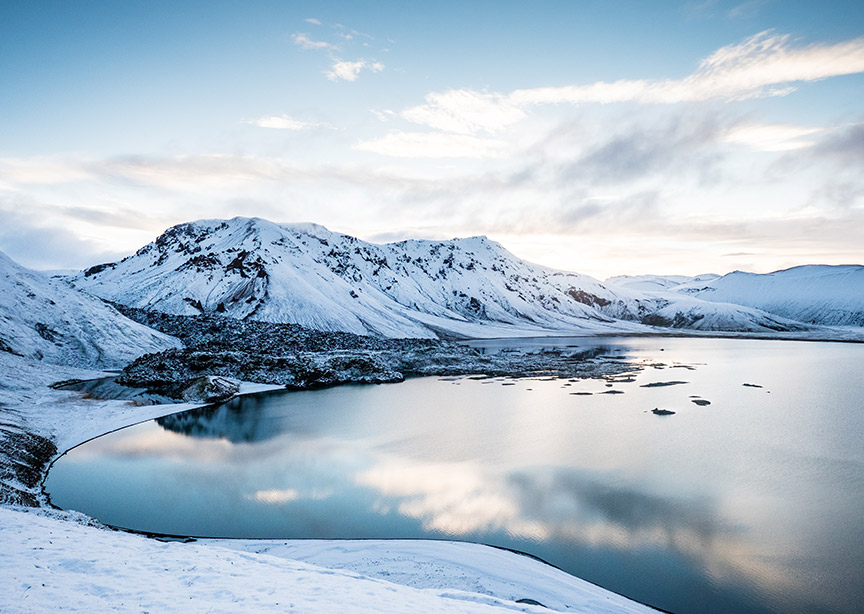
[45,337,864,614]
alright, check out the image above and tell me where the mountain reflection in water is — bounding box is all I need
[157,394,275,443]
[46,337,864,614]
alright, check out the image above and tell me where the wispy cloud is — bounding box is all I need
[304,18,321,25]
[326,59,384,82]
[0,198,134,269]
[722,123,820,151]
[335,23,373,41]
[292,32,337,51]
[402,90,526,135]
[399,32,864,135]
[245,115,331,130]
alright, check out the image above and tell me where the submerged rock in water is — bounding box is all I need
[640,381,688,388]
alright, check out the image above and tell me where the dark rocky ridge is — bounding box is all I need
[115,306,644,397]
[0,409,57,506]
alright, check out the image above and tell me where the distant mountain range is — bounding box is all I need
[65,217,862,339]
[1,217,862,372]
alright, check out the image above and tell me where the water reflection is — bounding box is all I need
[157,394,274,443]
[46,337,864,614]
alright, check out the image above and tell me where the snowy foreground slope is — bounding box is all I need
[70,217,825,338]
[0,251,178,369]
[1,505,655,614]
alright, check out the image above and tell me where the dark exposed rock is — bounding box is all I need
[83,262,117,277]
[651,407,676,415]
[516,598,547,607]
[114,307,648,398]
[179,376,241,403]
[691,399,711,406]
[35,322,61,343]
[567,289,611,307]
[0,421,57,506]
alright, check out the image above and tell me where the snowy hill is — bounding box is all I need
[0,251,179,369]
[68,217,844,339]
[670,265,864,327]
[606,274,719,293]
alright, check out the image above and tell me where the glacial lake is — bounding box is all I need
[45,336,864,614]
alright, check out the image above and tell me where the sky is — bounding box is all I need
[1,0,863,279]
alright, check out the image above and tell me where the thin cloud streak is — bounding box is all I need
[400,32,864,136]
[292,33,337,51]
[245,115,332,130]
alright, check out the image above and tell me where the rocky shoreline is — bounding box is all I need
[115,307,645,398]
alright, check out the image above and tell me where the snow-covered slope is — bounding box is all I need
[671,265,864,327]
[71,217,650,339]
[0,251,179,369]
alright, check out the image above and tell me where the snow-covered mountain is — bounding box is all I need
[670,265,864,327]
[69,217,850,339]
[0,251,179,369]
[70,217,650,339]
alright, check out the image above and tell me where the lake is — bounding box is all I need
[45,336,864,614]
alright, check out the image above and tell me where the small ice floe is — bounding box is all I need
[651,407,676,415]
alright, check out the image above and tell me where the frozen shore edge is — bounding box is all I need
[0,352,659,614]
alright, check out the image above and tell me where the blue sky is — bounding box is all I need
[1,0,863,278]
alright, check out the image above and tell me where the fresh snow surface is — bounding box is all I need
[1,507,656,614]
[671,265,864,326]
[0,351,655,614]
[0,251,179,369]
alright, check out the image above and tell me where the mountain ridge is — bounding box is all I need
[68,217,861,339]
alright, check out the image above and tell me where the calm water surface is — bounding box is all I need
[45,337,864,614]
